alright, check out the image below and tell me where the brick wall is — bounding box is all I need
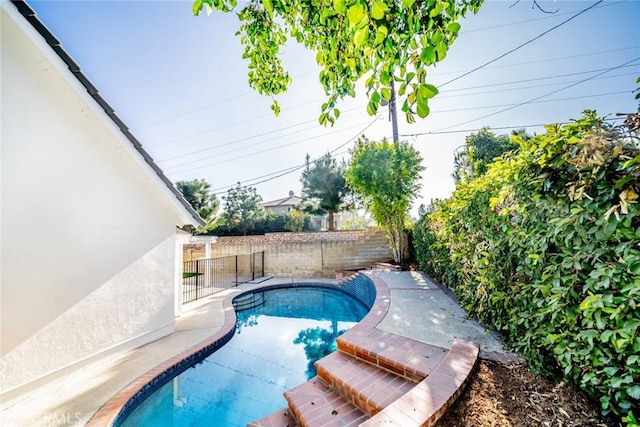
[208,227,393,277]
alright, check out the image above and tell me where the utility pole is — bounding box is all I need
[389,80,399,143]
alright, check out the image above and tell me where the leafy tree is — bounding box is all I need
[253,211,286,234]
[341,213,372,230]
[345,137,423,263]
[452,127,518,182]
[208,209,316,235]
[193,0,483,124]
[284,208,307,232]
[300,154,351,231]
[220,183,265,235]
[176,178,220,223]
[293,325,345,379]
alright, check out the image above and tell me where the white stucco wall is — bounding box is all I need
[1,5,189,397]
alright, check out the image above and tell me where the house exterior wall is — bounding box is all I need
[1,6,184,399]
[264,205,291,216]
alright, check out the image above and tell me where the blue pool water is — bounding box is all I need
[119,286,369,426]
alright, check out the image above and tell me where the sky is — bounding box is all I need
[24,0,640,217]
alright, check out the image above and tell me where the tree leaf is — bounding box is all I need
[371,1,388,20]
[628,385,640,400]
[192,0,204,15]
[354,26,368,47]
[347,3,365,28]
[380,71,390,86]
[366,102,377,116]
[401,0,416,9]
[629,260,640,275]
[416,99,430,118]
[419,83,438,99]
[446,22,461,34]
[262,0,274,18]
[374,25,388,44]
[333,0,346,14]
[419,46,436,64]
[381,87,391,101]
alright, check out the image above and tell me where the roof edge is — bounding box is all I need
[9,0,205,227]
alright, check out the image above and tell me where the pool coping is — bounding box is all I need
[86,272,390,426]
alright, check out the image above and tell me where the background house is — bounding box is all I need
[262,190,304,216]
[262,190,359,231]
[0,1,203,401]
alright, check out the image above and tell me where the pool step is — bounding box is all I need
[315,351,415,417]
[361,339,479,426]
[273,334,478,427]
[336,327,447,382]
[247,407,299,427]
[233,291,266,311]
[284,377,368,426]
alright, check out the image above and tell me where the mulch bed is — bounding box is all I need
[436,360,619,427]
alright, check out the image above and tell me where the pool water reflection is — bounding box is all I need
[119,286,369,427]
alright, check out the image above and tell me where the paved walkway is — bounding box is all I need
[0,271,514,426]
[371,270,506,356]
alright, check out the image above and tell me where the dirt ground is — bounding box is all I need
[436,360,619,427]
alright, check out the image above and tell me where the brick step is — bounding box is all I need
[284,378,368,427]
[247,407,299,427]
[360,340,479,427]
[250,339,479,427]
[336,328,447,382]
[315,351,415,417]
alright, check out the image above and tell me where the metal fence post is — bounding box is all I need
[235,255,238,286]
[195,259,200,300]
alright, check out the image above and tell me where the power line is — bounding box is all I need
[399,116,626,138]
[150,48,636,147]
[432,46,639,78]
[167,117,381,174]
[132,66,325,131]
[165,91,628,170]
[205,117,380,194]
[164,87,631,171]
[431,91,631,114]
[145,46,636,146]
[437,72,638,99]
[433,57,640,132]
[440,0,604,88]
[440,64,639,93]
[149,95,329,149]
[132,2,625,135]
[460,0,627,34]
[156,67,637,160]
[400,123,565,138]
[159,104,366,163]
[207,114,626,194]
[152,65,636,157]
[163,13,631,163]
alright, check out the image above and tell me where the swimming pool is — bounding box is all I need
[117,284,371,426]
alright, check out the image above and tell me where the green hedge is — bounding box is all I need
[413,112,639,420]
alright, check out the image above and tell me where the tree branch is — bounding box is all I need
[510,0,559,14]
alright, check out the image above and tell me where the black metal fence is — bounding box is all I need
[182,251,265,304]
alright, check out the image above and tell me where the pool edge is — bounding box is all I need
[86,272,389,426]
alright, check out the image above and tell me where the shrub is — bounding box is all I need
[413,111,640,420]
